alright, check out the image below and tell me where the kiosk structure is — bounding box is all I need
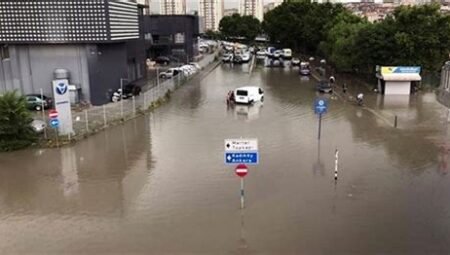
[376,66,421,95]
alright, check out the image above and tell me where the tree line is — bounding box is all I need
[214,1,450,74]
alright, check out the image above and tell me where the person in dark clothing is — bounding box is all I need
[343,83,347,94]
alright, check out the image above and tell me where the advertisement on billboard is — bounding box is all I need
[52,79,73,135]
[381,66,421,74]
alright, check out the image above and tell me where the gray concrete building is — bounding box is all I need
[0,0,148,105]
[437,61,450,108]
[145,15,199,63]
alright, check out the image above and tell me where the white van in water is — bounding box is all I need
[234,86,264,104]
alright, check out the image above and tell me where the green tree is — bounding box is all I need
[219,14,261,41]
[389,4,450,71]
[320,11,370,72]
[0,91,37,151]
[204,30,222,40]
[263,0,346,54]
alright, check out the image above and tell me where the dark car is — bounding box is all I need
[26,94,52,111]
[317,80,333,93]
[154,56,170,65]
[122,83,142,99]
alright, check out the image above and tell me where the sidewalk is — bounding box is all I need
[38,51,220,146]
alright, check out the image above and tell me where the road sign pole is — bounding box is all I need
[334,149,339,181]
[55,128,59,148]
[318,113,322,140]
[240,178,245,209]
[40,89,47,139]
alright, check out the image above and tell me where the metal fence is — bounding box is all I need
[41,51,218,140]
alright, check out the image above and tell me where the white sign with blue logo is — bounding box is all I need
[52,79,73,135]
[314,98,328,115]
[224,138,259,165]
[50,118,60,128]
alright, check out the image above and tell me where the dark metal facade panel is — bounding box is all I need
[0,0,138,44]
[108,1,139,41]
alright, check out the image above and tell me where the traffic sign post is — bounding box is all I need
[49,110,60,148]
[235,164,248,209]
[48,109,58,119]
[314,98,328,140]
[224,139,258,210]
[224,138,259,165]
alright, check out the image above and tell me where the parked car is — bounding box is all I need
[291,58,300,66]
[179,65,194,76]
[155,56,170,65]
[273,50,282,59]
[122,83,141,99]
[26,94,52,108]
[31,119,46,133]
[159,68,180,79]
[241,52,251,63]
[26,94,51,111]
[189,62,202,70]
[317,80,333,93]
[234,86,264,104]
[222,53,233,63]
[256,51,266,59]
[266,47,276,58]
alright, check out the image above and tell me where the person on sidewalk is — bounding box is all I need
[329,76,336,85]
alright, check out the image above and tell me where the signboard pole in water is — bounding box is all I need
[235,164,248,209]
[314,98,328,140]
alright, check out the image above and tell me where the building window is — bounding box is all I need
[0,45,9,60]
[174,33,185,44]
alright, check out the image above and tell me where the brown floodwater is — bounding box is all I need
[1,63,450,254]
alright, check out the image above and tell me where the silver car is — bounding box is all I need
[31,119,47,133]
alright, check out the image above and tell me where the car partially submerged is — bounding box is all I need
[299,61,311,75]
[317,80,333,93]
[234,86,264,104]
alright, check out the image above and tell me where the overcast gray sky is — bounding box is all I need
[150,0,280,14]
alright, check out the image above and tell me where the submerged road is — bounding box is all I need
[1,63,450,254]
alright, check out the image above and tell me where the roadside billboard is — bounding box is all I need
[381,66,421,74]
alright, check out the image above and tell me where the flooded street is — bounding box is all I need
[2,64,450,254]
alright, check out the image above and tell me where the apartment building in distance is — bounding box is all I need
[199,0,224,31]
[224,8,239,16]
[263,1,281,13]
[160,0,186,15]
[240,0,263,21]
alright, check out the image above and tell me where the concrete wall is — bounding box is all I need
[438,61,450,108]
[0,43,138,106]
[0,45,90,100]
[86,44,128,105]
[385,81,411,95]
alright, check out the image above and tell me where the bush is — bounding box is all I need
[0,91,37,151]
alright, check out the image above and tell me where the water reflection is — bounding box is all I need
[0,117,152,216]
[60,147,79,197]
[232,103,263,121]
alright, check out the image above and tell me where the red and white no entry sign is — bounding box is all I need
[235,164,248,178]
[48,109,58,119]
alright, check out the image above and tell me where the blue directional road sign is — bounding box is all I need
[314,98,328,115]
[50,118,59,128]
[225,152,259,165]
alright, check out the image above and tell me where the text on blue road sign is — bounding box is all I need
[314,98,328,115]
[225,152,258,164]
